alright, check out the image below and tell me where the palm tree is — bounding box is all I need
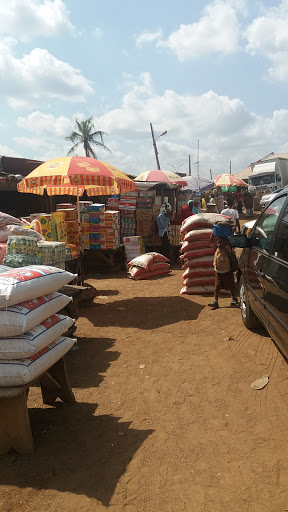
[65,116,111,158]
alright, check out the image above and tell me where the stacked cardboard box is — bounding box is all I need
[100,210,120,250]
[136,197,153,245]
[56,208,79,249]
[170,225,182,246]
[123,236,145,263]
[119,195,137,211]
[79,201,93,250]
[89,203,105,250]
[107,197,120,210]
[120,211,136,240]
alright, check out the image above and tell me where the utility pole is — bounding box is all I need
[230,160,232,174]
[210,168,212,180]
[188,155,191,176]
[150,123,161,170]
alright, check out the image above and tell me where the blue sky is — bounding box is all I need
[1,0,288,178]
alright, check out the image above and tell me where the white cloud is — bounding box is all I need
[136,30,162,47]
[156,1,242,60]
[0,144,21,158]
[0,42,93,108]
[246,0,288,81]
[0,0,74,42]
[92,27,103,39]
[11,74,288,177]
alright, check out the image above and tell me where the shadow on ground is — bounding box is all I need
[66,337,120,389]
[0,402,153,506]
[81,295,205,330]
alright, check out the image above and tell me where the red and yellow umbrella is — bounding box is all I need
[18,156,135,196]
[214,173,248,188]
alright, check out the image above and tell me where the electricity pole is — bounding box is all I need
[189,155,191,176]
[150,123,167,170]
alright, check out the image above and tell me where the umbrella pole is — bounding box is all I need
[77,185,84,285]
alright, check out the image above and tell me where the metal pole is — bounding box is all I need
[189,155,191,176]
[150,123,161,170]
[230,160,232,174]
[210,168,212,180]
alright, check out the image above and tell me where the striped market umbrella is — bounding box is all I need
[213,173,248,188]
[18,156,135,194]
[135,169,187,187]
[17,157,135,248]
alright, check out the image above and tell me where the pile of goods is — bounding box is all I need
[100,210,120,250]
[88,203,105,250]
[136,195,154,246]
[127,252,171,280]
[118,193,137,240]
[38,241,66,268]
[179,213,233,295]
[170,225,181,246]
[79,201,92,250]
[123,236,145,264]
[0,265,77,387]
[4,236,41,267]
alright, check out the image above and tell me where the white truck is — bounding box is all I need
[248,157,288,192]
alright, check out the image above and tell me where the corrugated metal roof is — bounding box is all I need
[235,153,288,179]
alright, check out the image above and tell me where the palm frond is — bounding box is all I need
[67,141,81,156]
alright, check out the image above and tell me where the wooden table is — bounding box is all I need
[65,254,84,285]
[0,356,75,455]
[84,245,125,272]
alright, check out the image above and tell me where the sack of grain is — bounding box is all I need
[180,213,232,234]
[0,292,72,337]
[0,336,75,387]
[0,314,74,359]
[0,265,77,308]
[128,252,169,270]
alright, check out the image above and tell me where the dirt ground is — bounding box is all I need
[2,231,288,511]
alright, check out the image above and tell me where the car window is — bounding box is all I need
[251,194,287,252]
[273,200,288,262]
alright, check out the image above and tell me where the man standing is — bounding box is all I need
[156,202,173,258]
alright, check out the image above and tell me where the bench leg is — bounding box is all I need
[0,391,34,455]
[40,356,75,406]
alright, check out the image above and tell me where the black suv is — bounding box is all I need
[229,190,288,359]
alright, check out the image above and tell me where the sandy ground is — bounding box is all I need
[1,260,288,512]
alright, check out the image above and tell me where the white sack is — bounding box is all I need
[0,314,75,359]
[0,292,72,337]
[0,336,75,387]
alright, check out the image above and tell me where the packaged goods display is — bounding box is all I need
[37,241,66,267]
[3,236,42,267]
[170,225,181,246]
[121,211,136,240]
[100,210,120,250]
[88,203,105,250]
[123,236,145,263]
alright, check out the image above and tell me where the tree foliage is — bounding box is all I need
[65,116,111,158]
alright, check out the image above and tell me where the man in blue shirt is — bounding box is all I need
[156,202,172,258]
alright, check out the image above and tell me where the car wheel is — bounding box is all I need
[239,276,262,329]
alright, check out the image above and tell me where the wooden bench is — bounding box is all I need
[0,356,75,455]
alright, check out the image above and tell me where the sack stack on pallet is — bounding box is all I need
[127,252,171,280]
[0,265,77,387]
[179,213,233,295]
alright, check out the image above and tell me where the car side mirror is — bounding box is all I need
[228,234,249,248]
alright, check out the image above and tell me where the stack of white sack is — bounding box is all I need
[179,213,233,295]
[0,265,77,387]
[127,252,171,280]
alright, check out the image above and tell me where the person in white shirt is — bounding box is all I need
[221,198,240,233]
